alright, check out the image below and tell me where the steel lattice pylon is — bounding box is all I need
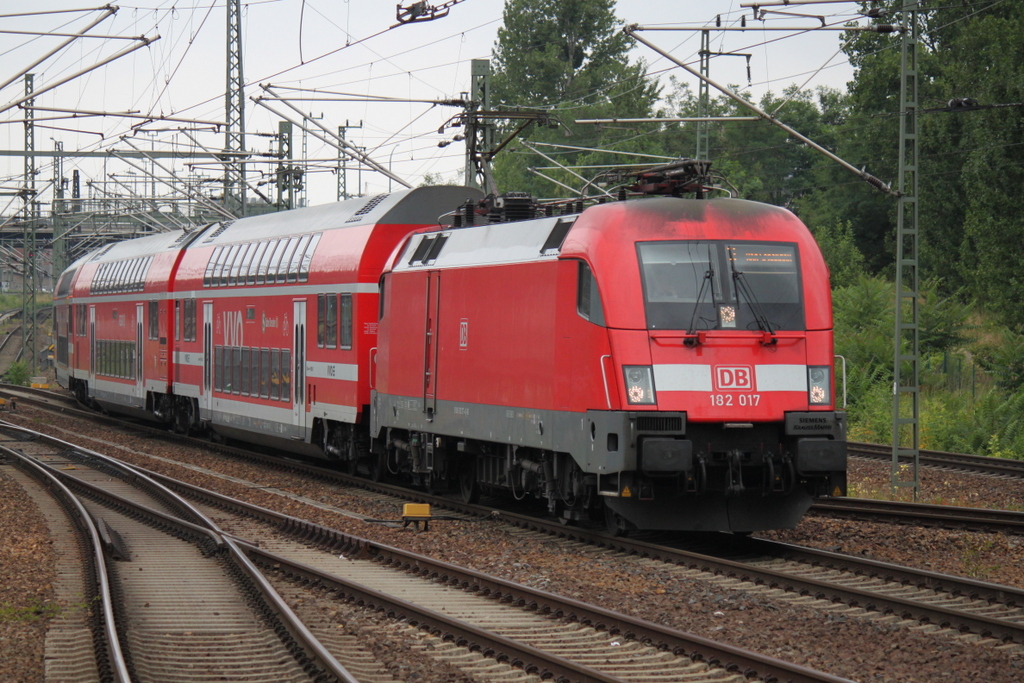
[224,0,246,217]
[696,30,710,161]
[22,73,37,377]
[892,2,921,495]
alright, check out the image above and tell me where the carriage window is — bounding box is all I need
[209,247,225,286]
[215,346,225,392]
[232,347,242,395]
[219,245,241,286]
[229,243,254,286]
[260,348,270,399]
[298,234,320,282]
[274,237,300,284]
[280,349,291,401]
[340,294,353,349]
[240,348,250,396]
[317,294,326,348]
[246,241,269,285]
[111,261,127,291]
[184,299,197,342]
[148,301,159,340]
[204,247,223,287]
[250,348,261,397]
[287,234,312,283]
[325,293,337,349]
[258,240,283,284]
[270,349,281,401]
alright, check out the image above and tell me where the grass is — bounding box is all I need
[0,602,63,622]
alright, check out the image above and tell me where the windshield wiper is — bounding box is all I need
[684,254,716,346]
[732,268,777,344]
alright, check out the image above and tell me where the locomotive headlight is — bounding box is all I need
[624,365,657,405]
[807,366,831,405]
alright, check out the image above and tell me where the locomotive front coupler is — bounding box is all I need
[725,449,745,496]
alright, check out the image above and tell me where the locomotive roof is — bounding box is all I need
[390,196,814,273]
[392,214,576,272]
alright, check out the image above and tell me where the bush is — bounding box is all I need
[5,361,29,386]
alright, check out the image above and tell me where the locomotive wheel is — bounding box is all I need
[369,450,387,482]
[426,471,446,495]
[603,503,630,537]
[459,460,480,504]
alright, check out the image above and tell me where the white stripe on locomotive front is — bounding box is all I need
[654,364,808,392]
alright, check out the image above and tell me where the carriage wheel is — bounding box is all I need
[459,459,480,504]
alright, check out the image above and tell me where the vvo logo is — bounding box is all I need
[714,365,754,391]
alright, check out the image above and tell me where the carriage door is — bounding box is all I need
[88,305,96,393]
[136,304,144,399]
[292,300,307,437]
[202,302,213,416]
[423,271,441,421]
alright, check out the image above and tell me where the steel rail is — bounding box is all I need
[0,420,359,683]
[145,467,855,683]
[813,497,1024,534]
[850,441,1024,478]
[9,389,1024,643]
[1,447,132,683]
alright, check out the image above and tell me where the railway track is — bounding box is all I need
[0,421,357,683]
[6,387,1024,660]
[0,417,854,683]
[0,307,54,378]
[8,383,1023,538]
[813,496,1024,534]
[849,441,1024,479]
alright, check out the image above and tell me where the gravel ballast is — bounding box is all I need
[1,406,1022,682]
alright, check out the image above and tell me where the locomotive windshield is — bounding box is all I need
[637,241,804,331]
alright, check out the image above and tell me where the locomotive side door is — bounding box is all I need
[423,271,440,421]
[292,299,307,438]
[202,302,213,418]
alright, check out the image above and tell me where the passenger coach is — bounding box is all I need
[55,186,482,454]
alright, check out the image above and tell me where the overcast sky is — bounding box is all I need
[0,1,869,207]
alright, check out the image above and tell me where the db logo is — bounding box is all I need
[459,319,469,349]
[715,366,754,391]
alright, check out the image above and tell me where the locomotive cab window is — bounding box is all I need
[576,261,606,326]
[637,241,804,331]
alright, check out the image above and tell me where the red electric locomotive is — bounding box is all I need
[373,186,846,533]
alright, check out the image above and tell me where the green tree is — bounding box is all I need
[809,219,866,289]
[489,0,660,197]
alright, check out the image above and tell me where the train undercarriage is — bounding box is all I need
[63,380,842,534]
[354,421,845,535]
